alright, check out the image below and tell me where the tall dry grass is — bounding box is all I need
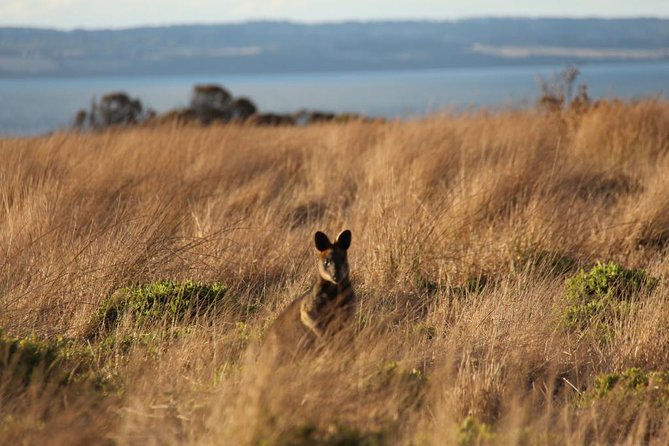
[2,99,669,444]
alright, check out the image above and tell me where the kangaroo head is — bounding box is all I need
[314,230,351,284]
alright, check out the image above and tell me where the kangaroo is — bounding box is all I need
[262,230,355,360]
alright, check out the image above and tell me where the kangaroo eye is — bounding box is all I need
[323,259,330,266]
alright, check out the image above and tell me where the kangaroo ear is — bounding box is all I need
[314,231,332,252]
[335,229,351,250]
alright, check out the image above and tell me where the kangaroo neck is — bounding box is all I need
[316,275,350,295]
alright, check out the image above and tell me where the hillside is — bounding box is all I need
[2,101,669,444]
[1,18,668,76]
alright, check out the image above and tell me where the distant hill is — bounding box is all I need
[1,18,668,77]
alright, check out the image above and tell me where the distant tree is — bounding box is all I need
[89,92,144,129]
[562,65,580,103]
[230,97,257,121]
[570,84,592,113]
[73,109,88,129]
[537,64,589,112]
[537,73,565,111]
[190,84,233,124]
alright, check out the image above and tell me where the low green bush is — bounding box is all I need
[98,280,228,330]
[0,333,65,384]
[0,332,106,391]
[564,262,657,336]
[590,368,669,402]
[580,368,669,439]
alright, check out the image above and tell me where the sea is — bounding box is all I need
[1,61,668,136]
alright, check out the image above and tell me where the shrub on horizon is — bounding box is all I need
[74,91,149,131]
[537,64,591,113]
[190,84,233,124]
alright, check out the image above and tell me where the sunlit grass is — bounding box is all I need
[2,99,669,444]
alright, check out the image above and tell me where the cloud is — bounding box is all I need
[0,0,316,28]
[1,0,77,17]
[0,0,667,29]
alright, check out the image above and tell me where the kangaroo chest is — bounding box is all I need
[299,279,354,338]
[313,280,353,311]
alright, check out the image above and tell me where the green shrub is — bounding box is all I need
[581,368,669,439]
[564,262,657,335]
[99,280,228,330]
[591,368,669,401]
[0,332,103,390]
[0,333,64,384]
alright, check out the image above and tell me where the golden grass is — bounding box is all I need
[2,99,669,444]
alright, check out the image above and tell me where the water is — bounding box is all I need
[1,62,668,136]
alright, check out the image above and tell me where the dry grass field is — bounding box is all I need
[2,99,669,445]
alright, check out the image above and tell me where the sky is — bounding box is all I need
[1,0,668,29]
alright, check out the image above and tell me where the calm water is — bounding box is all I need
[1,62,668,135]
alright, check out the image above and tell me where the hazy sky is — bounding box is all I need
[1,0,668,29]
